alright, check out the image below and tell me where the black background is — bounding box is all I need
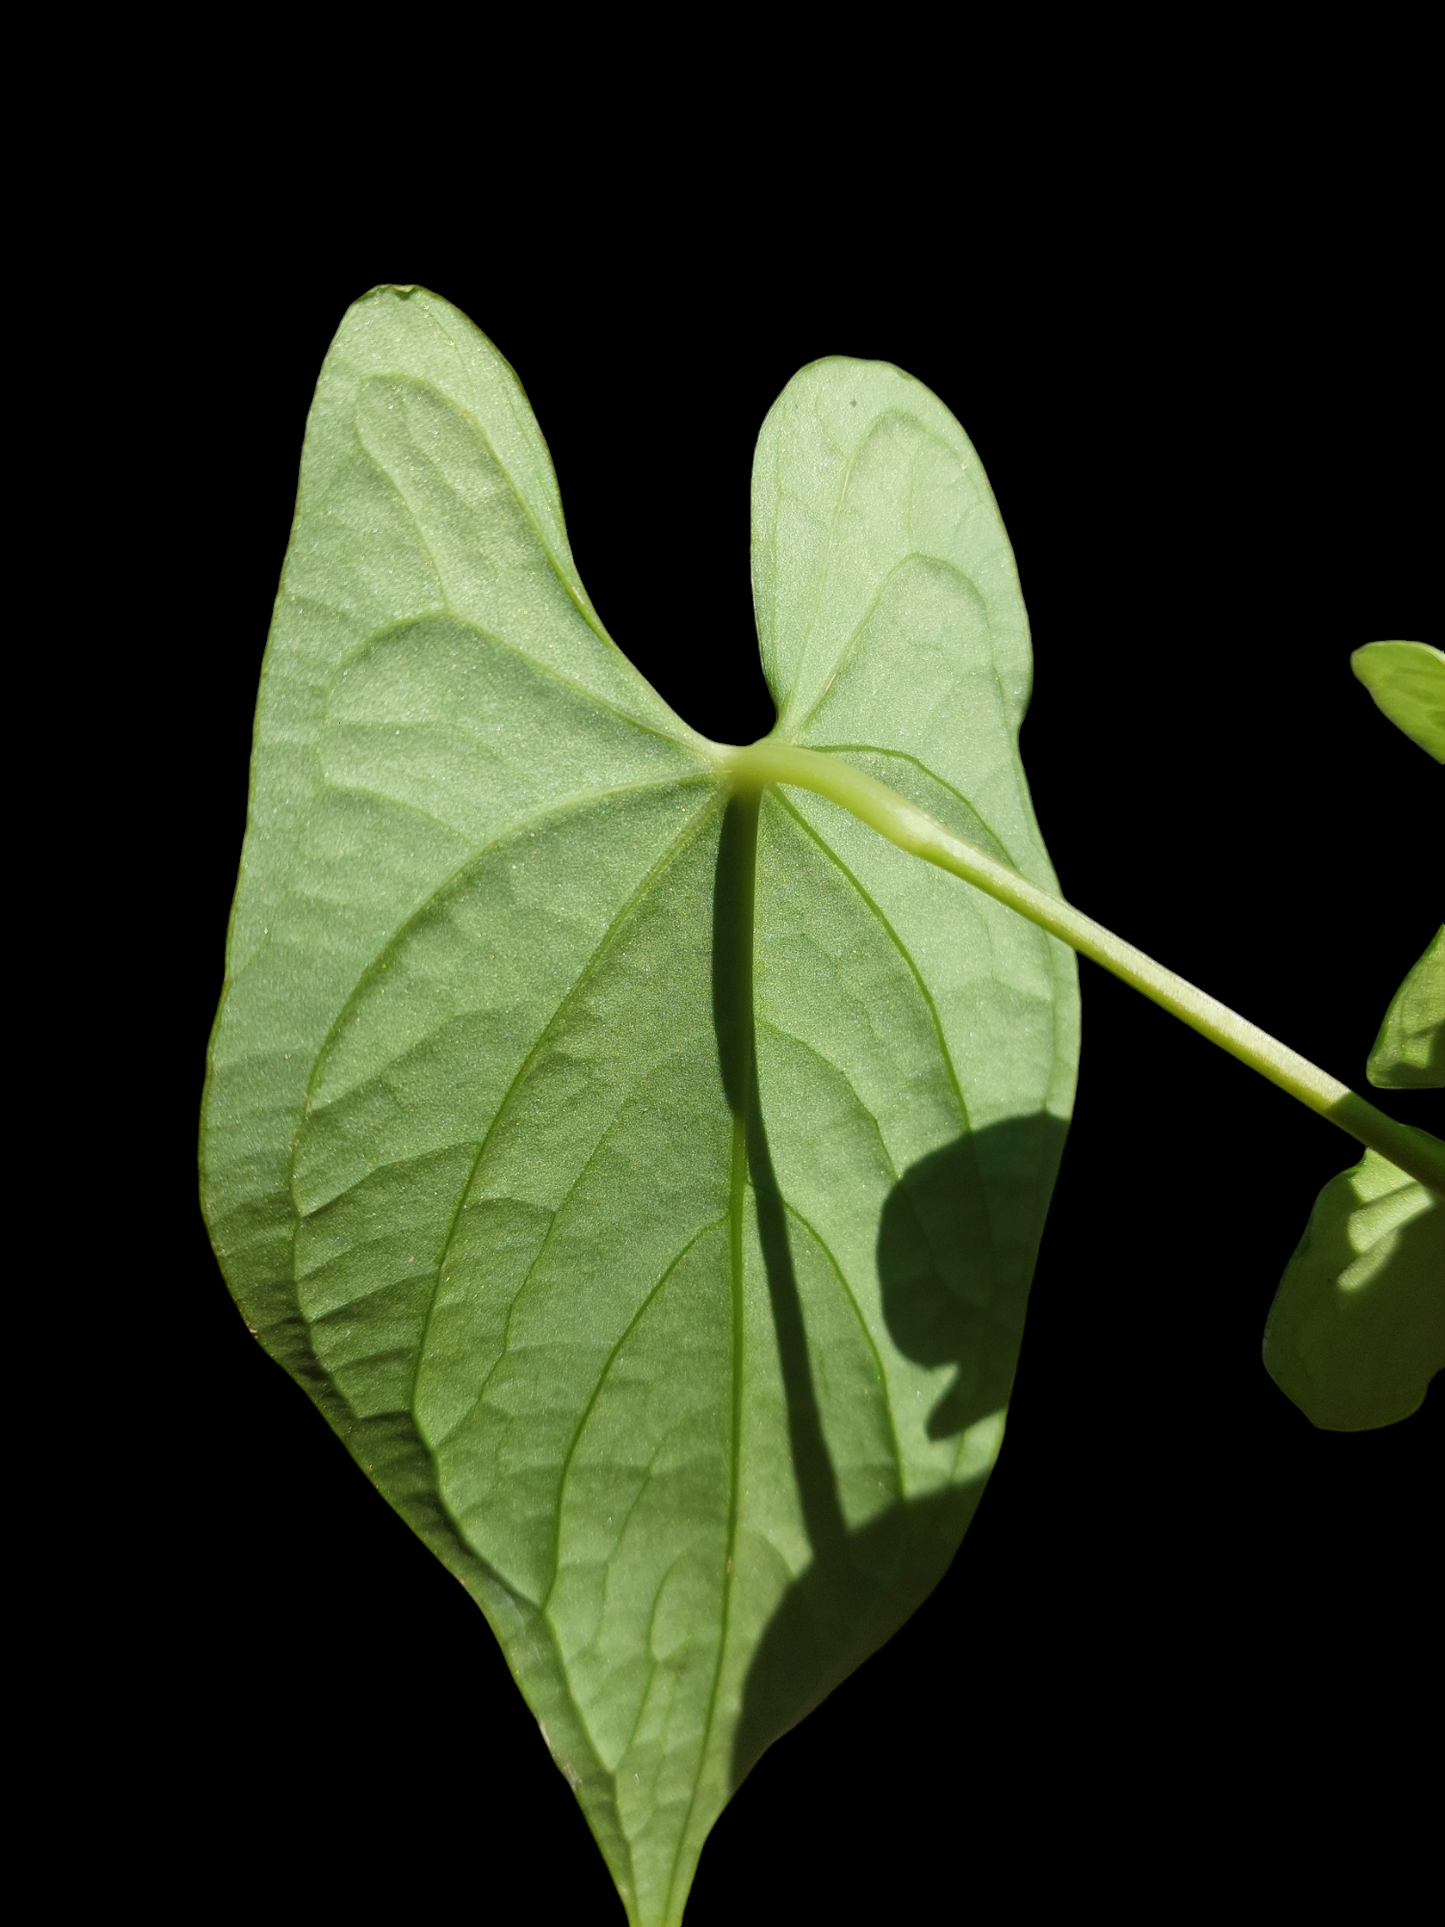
[136,192,1438,1918]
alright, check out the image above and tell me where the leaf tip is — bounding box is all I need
[356,281,424,304]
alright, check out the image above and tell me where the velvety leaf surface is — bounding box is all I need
[1263,1144,1445,1430]
[1367,927,1445,1089]
[1351,640,1445,761]
[201,289,1078,1925]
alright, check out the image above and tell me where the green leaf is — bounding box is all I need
[1367,927,1445,1089]
[200,287,1077,1925]
[1351,639,1445,761]
[1263,1144,1445,1430]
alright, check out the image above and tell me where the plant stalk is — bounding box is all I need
[715,740,1445,1196]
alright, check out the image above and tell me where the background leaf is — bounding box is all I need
[1367,927,1444,1089]
[1262,1145,1445,1430]
[1351,640,1445,761]
[201,292,1077,1922]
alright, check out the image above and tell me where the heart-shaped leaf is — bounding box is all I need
[200,287,1078,1924]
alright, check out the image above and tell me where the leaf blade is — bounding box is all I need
[1351,639,1445,761]
[1367,926,1445,1089]
[1263,1144,1445,1430]
[202,304,1078,1924]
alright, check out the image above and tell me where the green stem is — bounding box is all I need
[714,740,1445,1197]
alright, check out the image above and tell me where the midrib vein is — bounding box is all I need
[667,789,759,1921]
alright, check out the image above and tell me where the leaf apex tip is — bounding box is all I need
[359,282,422,303]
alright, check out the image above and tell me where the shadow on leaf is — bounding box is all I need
[731,1107,1067,1788]
[711,791,1068,1790]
